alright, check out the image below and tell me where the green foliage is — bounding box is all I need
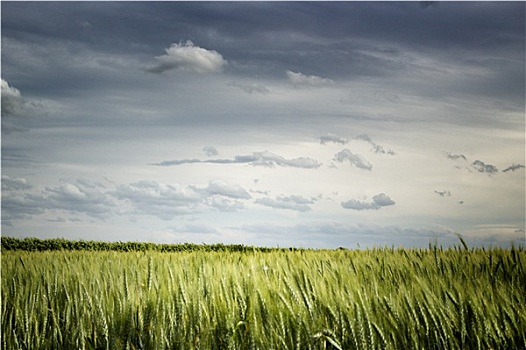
[2,242,525,349]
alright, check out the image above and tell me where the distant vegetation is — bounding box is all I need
[2,237,525,349]
[0,236,290,253]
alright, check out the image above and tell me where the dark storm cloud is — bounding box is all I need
[3,1,523,101]
[153,151,322,169]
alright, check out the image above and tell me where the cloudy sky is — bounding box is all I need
[2,1,525,248]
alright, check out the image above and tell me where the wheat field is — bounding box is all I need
[2,241,525,349]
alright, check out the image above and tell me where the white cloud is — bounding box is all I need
[333,149,372,170]
[147,40,227,74]
[286,70,333,86]
[1,79,23,116]
[341,193,395,210]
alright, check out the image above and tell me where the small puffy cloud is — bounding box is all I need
[1,175,32,191]
[472,160,498,175]
[255,194,316,212]
[372,193,396,207]
[502,163,525,173]
[372,144,396,155]
[203,146,218,157]
[286,70,333,86]
[147,40,227,74]
[434,190,451,197]
[341,193,395,210]
[320,133,348,145]
[334,149,372,170]
[446,152,467,161]
[48,183,88,201]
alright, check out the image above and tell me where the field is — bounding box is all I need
[2,238,525,349]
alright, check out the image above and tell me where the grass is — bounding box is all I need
[2,244,525,349]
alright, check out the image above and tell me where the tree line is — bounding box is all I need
[0,236,301,253]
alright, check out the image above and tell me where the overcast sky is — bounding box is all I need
[2,1,525,248]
